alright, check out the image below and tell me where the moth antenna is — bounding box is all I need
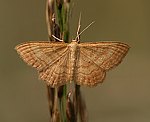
[75,21,95,40]
[52,35,63,42]
[76,13,82,39]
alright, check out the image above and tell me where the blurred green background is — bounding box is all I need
[0,0,150,122]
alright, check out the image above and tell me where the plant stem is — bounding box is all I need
[56,0,70,121]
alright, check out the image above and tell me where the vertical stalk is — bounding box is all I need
[46,1,56,122]
[46,0,55,41]
[56,0,70,122]
[46,0,61,121]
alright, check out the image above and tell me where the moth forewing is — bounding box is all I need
[74,41,129,87]
[15,41,70,87]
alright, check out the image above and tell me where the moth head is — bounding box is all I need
[72,39,78,42]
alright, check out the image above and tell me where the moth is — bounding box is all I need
[15,36,129,87]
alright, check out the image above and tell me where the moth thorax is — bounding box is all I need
[69,41,78,81]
